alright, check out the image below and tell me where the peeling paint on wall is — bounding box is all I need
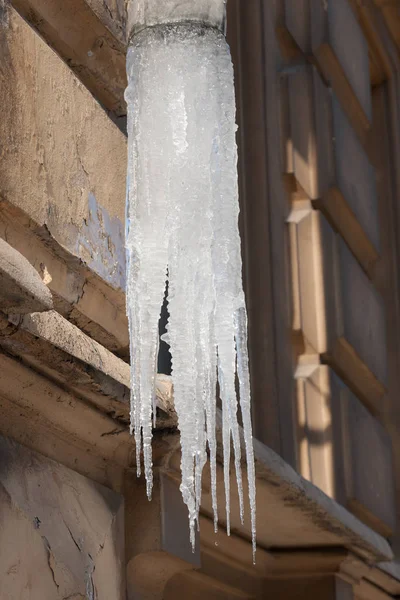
[72,193,126,291]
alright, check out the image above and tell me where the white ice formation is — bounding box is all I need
[125,2,256,559]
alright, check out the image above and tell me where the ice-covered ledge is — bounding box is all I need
[127,0,227,38]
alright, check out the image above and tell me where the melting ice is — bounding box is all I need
[125,23,256,558]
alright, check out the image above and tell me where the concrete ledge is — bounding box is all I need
[370,561,400,595]
[0,352,134,491]
[250,435,393,563]
[0,309,176,429]
[0,199,129,353]
[163,413,393,566]
[0,237,53,314]
[23,310,130,387]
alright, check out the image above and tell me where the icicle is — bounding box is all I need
[125,4,257,559]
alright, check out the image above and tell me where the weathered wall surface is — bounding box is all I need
[0,5,127,290]
[0,435,126,599]
[10,0,128,122]
[85,0,127,42]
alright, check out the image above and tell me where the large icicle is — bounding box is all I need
[125,1,257,559]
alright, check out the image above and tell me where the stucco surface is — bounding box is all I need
[0,435,126,599]
[0,6,126,289]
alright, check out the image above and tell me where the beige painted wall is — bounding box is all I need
[0,6,127,290]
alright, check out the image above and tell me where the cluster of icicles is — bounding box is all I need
[125,23,256,558]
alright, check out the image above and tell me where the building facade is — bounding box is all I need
[1,0,400,598]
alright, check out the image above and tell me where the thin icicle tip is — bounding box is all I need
[125,22,256,558]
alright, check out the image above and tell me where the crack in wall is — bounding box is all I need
[85,555,96,600]
[63,521,83,554]
[41,536,60,592]
[100,427,126,437]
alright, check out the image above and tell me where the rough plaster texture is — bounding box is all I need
[0,6,126,290]
[0,434,126,599]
